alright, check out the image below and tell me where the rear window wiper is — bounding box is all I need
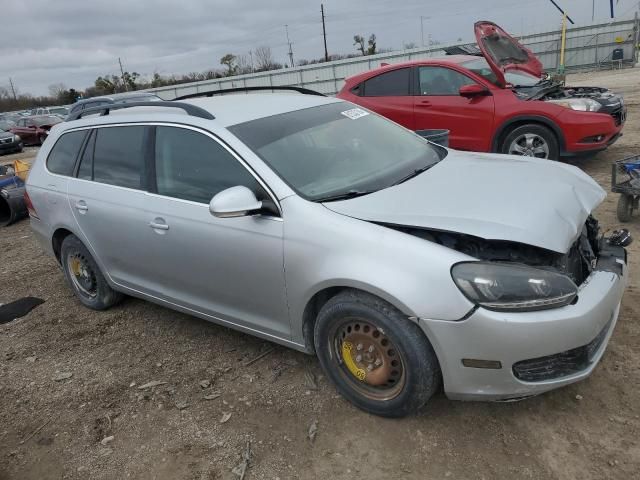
[392,163,435,186]
[315,189,376,202]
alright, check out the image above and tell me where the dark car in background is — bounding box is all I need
[68,92,162,118]
[9,115,62,145]
[0,123,23,155]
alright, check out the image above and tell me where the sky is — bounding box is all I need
[1,0,639,97]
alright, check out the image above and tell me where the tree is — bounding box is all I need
[236,54,252,74]
[220,54,237,76]
[48,83,67,99]
[353,35,366,55]
[254,46,275,71]
[367,34,377,55]
[403,42,418,49]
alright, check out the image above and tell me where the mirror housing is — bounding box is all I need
[459,84,491,98]
[209,186,263,218]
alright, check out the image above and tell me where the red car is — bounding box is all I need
[337,21,626,160]
[10,115,62,146]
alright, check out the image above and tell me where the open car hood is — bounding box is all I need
[323,150,605,254]
[474,20,543,87]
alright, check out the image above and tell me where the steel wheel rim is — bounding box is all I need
[329,317,406,401]
[66,253,98,298]
[508,133,549,158]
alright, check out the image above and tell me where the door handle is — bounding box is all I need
[149,220,169,231]
[75,200,88,212]
[416,100,432,108]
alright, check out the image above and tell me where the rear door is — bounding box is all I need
[413,65,495,151]
[67,124,153,288]
[350,67,415,130]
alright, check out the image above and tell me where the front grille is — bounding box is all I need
[512,319,612,382]
[0,137,12,144]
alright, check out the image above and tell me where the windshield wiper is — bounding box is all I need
[315,189,376,202]
[392,163,435,186]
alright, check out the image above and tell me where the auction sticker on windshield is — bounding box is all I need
[341,108,369,120]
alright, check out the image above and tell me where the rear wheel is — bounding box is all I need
[60,235,123,310]
[501,124,559,160]
[617,194,634,222]
[314,290,440,417]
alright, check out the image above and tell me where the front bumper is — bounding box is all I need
[559,108,625,156]
[419,259,627,401]
[0,139,22,154]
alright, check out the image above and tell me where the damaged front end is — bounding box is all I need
[384,215,627,291]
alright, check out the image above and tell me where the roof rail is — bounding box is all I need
[174,86,326,100]
[66,101,215,121]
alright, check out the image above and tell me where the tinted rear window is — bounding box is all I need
[92,126,146,189]
[46,130,87,176]
[363,68,410,96]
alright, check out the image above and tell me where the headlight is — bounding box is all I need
[547,98,602,112]
[13,134,21,141]
[451,262,578,311]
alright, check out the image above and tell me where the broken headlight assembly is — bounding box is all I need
[546,98,601,112]
[451,262,578,312]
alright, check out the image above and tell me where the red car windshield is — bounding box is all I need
[462,58,540,87]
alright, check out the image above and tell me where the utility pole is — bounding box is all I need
[249,50,254,72]
[285,25,295,68]
[8,77,17,101]
[321,3,329,61]
[118,57,128,92]
[420,16,430,47]
[592,0,595,21]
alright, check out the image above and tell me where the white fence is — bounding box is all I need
[147,18,639,100]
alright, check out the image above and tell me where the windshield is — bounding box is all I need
[462,58,540,87]
[229,102,444,201]
[49,107,69,114]
[0,121,15,131]
[32,116,62,126]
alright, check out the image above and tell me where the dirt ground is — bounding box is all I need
[1,68,639,480]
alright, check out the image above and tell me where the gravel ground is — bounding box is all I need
[1,68,639,480]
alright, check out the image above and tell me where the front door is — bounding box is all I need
[413,66,495,151]
[141,125,289,338]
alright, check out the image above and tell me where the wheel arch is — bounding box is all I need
[300,283,419,354]
[52,227,75,264]
[492,115,565,153]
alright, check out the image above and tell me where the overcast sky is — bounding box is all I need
[2,0,639,97]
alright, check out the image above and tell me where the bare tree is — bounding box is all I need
[367,34,377,55]
[254,46,275,71]
[236,54,252,74]
[48,83,67,99]
[403,42,418,49]
[353,35,366,55]
[220,54,237,76]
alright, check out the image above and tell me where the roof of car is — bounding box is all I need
[344,55,480,83]
[92,93,345,128]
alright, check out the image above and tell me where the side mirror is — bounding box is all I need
[209,186,263,218]
[459,84,490,98]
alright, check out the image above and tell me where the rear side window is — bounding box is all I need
[154,126,259,204]
[46,130,87,176]
[92,126,146,190]
[363,68,410,96]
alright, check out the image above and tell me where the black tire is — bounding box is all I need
[501,123,560,160]
[314,290,441,418]
[617,194,633,222]
[60,235,123,310]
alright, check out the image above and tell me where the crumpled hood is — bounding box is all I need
[323,151,605,253]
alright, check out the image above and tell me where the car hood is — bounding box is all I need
[0,131,13,140]
[474,20,543,87]
[323,151,605,254]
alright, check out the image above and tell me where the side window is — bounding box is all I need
[46,130,87,176]
[76,130,95,180]
[17,119,25,127]
[154,126,259,204]
[418,66,475,95]
[92,126,146,189]
[363,68,410,96]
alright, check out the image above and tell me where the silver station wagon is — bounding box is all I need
[25,88,629,417]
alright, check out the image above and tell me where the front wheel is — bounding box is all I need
[501,124,559,160]
[314,290,441,417]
